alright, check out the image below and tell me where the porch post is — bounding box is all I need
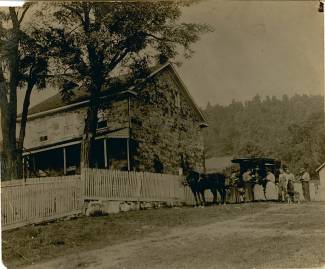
[127,96,131,171]
[104,138,108,168]
[127,137,130,171]
[63,147,67,175]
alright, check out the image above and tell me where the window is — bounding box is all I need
[40,135,48,142]
[97,109,107,129]
[97,120,107,129]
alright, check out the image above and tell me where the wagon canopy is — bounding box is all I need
[231,157,281,178]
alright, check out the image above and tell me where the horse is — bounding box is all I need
[184,171,227,206]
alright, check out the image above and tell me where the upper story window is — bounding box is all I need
[40,135,48,142]
[97,109,107,129]
[38,130,48,142]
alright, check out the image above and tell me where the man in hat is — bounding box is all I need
[300,168,310,201]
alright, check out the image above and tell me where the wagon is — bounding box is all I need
[231,157,281,180]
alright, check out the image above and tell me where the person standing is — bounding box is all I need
[242,169,253,202]
[229,169,239,203]
[278,168,287,202]
[284,168,295,200]
[300,168,310,201]
[287,177,295,203]
[265,170,278,200]
[253,169,266,201]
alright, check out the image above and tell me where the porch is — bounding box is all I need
[23,128,134,178]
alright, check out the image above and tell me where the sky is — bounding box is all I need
[17,0,324,111]
[176,0,324,108]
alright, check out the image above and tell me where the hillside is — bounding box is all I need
[202,94,325,176]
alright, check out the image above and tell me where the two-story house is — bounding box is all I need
[19,62,207,177]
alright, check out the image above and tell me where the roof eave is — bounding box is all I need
[199,122,208,128]
[316,162,325,173]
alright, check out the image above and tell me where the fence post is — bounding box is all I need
[136,172,143,202]
[80,168,85,210]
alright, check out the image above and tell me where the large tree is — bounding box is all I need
[43,2,211,168]
[0,5,49,180]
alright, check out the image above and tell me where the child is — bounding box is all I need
[287,178,295,203]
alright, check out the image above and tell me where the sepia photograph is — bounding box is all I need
[0,0,324,268]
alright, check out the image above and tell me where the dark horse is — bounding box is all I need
[184,171,227,206]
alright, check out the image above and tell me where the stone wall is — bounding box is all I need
[130,67,205,175]
[101,99,129,132]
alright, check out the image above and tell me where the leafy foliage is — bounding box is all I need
[203,94,325,176]
[36,2,211,167]
[38,2,212,98]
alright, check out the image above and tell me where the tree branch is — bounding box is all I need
[9,7,19,29]
[62,5,85,25]
[18,4,31,25]
[105,48,129,77]
[145,32,175,43]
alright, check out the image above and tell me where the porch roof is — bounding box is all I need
[23,127,130,155]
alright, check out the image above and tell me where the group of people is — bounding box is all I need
[228,166,311,203]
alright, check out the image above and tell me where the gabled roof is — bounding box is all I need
[20,62,206,123]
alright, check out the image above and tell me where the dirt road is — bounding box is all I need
[20,203,325,269]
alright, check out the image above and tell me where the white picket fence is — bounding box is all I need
[2,169,320,231]
[82,168,195,204]
[1,175,82,231]
[1,170,194,231]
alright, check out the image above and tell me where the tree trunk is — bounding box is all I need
[80,98,100,169]
[1,111,17,180]
[16,82,34,178]
[0,8,21,180]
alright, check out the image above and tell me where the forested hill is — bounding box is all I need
[202,94,325,176]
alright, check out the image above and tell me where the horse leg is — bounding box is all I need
[200,191,206,207]
[221,189,226,205]
[193,192,200,207]
[211,189,217,205]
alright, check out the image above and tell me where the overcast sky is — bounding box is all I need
[18,0,324,111]
[177,0,324,108]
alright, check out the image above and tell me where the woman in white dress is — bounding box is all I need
[253,171,266,201]
[265,171,278,200]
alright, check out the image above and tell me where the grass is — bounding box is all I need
[2,203,272,268]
